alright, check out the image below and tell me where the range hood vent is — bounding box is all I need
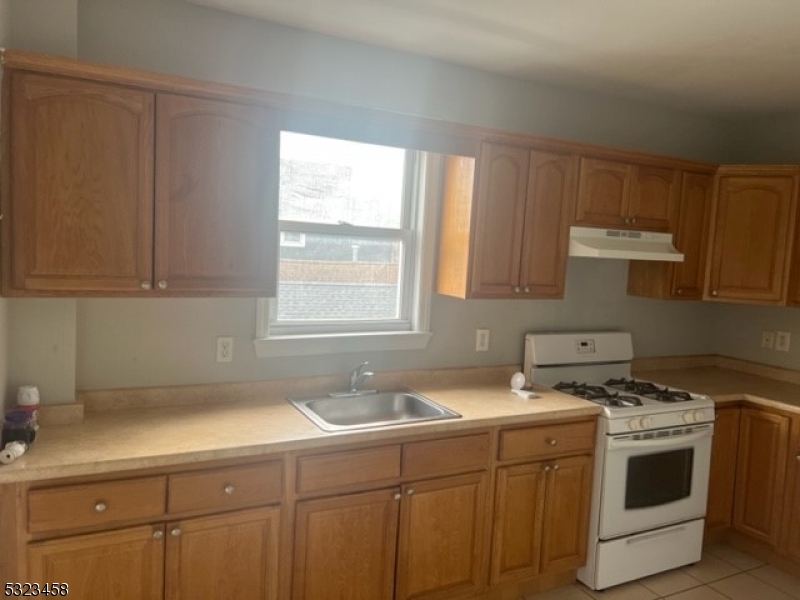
[568,226,684,262]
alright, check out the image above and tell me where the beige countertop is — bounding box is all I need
[0,382,599,484]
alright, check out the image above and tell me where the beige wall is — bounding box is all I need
[4,0,761,402]
[9,0,77,56]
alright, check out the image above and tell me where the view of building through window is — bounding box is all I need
[276,132,414,327]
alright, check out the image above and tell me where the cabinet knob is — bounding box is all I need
[514,286,521,293]
[631,217,636,225]
[524,286,530,293]
[796,452,800,461]
[553,464,560,471]
[224,484,235,495]
[711,290,718,297]
[171,527,181,537]
[676,288,683,295]
[153,529,164,540]
[406,489,415,496]
[547,438,558,446]
[140,281,152,290]
[393,493,402,501]
[94,501,107,513]
[543,465,551,472]
[623,217,630,225]
[157,280,168,290]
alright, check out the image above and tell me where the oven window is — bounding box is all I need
[625,448,693,509]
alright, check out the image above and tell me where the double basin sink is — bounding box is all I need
[288,389,461,432]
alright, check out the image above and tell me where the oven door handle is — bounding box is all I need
[607,427,712,450]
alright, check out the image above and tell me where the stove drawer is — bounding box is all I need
[499,420,595,461]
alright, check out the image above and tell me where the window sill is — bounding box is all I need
[253,331,433,358]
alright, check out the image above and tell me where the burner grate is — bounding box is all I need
[605,378,693,403]
[554,381,642,407]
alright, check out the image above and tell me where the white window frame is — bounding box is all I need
[253,150,441,358]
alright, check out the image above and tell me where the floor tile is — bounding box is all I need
[579,580,657,600]
[710,572,795,600]
[663,586,730,600]
[705,543,765,570]
[639,569,703,596]
[750,565,800,599]
[681,553,741,583]
[524,583,593,600]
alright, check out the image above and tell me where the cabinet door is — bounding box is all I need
[155,94,278,295]
[575,158,632,228]
[396,472,489,600]
[733,407,790,546]
[519,150,577,298]
[28,525,164,600]
[490,463,547,583]
[706,407,740,534]
[7,73,154,293]
[782,417,800,561]
[468,143,529,297]
[628,165,679,231]
[670,172,714,298]
[708,174,797,302]
[165,507,279,600]
[540,455,593,573]
[293,488,399,600]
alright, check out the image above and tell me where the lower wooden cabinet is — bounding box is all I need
[491,454,592,583]
[706,406,741,534]
[733,407,791,546]
[782,416,800,561]
[28,525,165,600]
[292,473,489,600]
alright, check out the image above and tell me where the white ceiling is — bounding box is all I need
[187,0,800,116]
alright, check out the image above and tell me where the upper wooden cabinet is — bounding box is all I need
[627,171,714,300]
[6,73,156,293]
[575,158,678,231]
[2,70,279,296]
[437,142,577,299]
[706,168,799,304]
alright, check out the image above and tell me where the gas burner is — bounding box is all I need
[605,378,692,403]
[554,381,642,407]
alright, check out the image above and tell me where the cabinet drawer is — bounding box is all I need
[402,433,490,478]
[168,461,282,514]
[29,476,167,534]
[499,420,595,461]
[297,445,401,495]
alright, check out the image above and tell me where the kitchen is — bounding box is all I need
[3,1,800,599]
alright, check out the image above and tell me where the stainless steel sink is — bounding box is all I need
[288,389,461,432]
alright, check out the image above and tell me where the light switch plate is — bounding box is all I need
[776,331,791,352]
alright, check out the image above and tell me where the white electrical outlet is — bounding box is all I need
[761,330,776,349]
[776,331,791,352]
[216,336,234,362]
[476,329,490,352]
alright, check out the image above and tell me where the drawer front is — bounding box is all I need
[499,420,595,461]
[297,445,401,495]
[29,476,167,534]
[168,461,282,514]
[402,433,490,478]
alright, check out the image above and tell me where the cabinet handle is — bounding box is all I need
[224,484,235,495]
[94,501,107,513]
[546,438,558,446]
[171,527,181,537]
[140,280,152,290]
[406,489,415,496]
[158,280,168,290]
[153,529,164,540]
[393,493,402,501]
[711,290,718,297]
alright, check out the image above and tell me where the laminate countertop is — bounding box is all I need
[0,382,599,484]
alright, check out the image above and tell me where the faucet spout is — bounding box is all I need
[349,361,375,393]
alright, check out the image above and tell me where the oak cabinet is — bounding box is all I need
[575,158,678,231]
[782,416,800,561]
[436,143,577,299]
[705,406,740,535]
[706,168,799,303]
[627,171,714,300]
[3,72,279,296]
[491,422,594,584]
[732,407,791,546]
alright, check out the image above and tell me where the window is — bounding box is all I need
[255,132,437,357]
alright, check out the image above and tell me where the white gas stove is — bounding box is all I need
[523,331,714,590]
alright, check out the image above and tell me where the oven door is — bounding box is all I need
[598,423,712,540]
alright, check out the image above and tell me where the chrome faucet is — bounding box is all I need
[349,361,375,393]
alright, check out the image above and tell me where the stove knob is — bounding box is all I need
[641,417,653,429]
[693,409,706,422]
[628,418,641,431]
[682,411,694,424]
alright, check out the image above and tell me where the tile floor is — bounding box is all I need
[525,544,800,600]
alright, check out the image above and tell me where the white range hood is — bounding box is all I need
[568,226,684,262]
